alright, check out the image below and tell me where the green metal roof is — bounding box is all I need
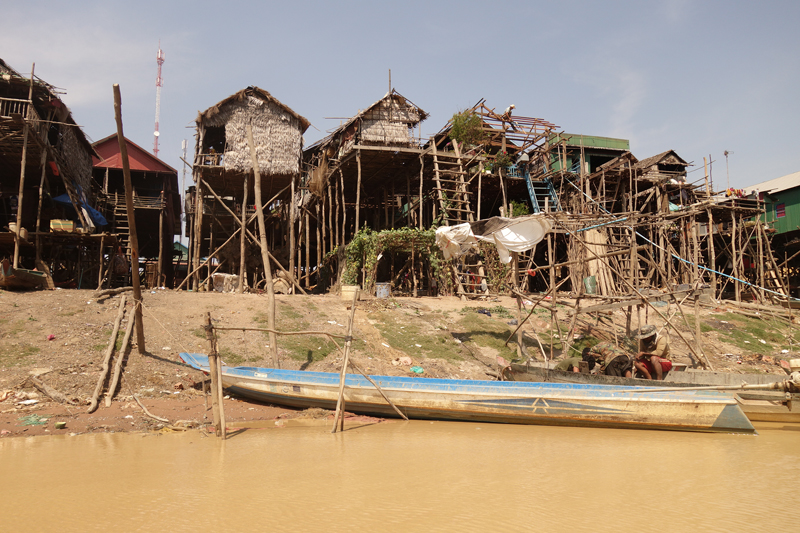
[549,133,630,151]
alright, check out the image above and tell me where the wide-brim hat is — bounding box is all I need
[634,325,657,340]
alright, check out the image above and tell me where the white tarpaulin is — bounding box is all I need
[434,216,552,263]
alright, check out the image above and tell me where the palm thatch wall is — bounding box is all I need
[360,93,424,146]
[197,86,310,177]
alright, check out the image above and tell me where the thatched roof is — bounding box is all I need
[306,89,428,152]
[196,86,310,177]
[636,150,688,170]
[197,86,310,133]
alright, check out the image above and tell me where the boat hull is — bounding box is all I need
[504,363,800,424]
[180,353,755,434]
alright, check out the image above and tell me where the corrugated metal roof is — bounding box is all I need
[743,171,800,195]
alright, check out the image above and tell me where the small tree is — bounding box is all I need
[449,109,486,147]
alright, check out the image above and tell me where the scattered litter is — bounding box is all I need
[744,341,750,344]
[382,342,390,348]
[455,338,462,344]
[574,334,584,340]
[759,339,767,344]
[721,320,729,324]
[392,357,413,366]
[47,334,55,341]
[415,344,422,348]
[781,349,790,354]
[54,422,66,430]
[124,415,134,419]
[327,320,336,324]
[508,319,518,325]
[477,309,491,317]
[162,346,171,351]
[410,366,424,374]
[17,399,39,406]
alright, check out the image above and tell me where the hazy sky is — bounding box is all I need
[2,0,797,191]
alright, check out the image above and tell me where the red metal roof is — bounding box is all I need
[92,133,177,174]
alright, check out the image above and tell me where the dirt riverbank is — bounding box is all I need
[1,288,796,438]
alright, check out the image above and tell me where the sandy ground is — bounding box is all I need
[1,287,794,438]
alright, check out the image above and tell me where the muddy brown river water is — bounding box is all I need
[1,420,798,532]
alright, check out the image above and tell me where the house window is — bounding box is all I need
[776,203,786,218]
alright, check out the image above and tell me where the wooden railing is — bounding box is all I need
[0,96,30,118]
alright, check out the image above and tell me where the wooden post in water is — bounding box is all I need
[113,84,146,353]
[205,312,226,438]
[332,288,359,433]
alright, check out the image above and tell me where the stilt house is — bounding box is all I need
[188,86,309,291]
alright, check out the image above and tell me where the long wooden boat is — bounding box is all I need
[0,259,46,290]
[503,363,800,424]
[180,353,755,434]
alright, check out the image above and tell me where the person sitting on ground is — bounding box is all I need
[554,349,599,373]
[633,325,672,380]
[587,342,632,378]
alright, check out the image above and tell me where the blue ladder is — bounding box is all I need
[517,165,560,213]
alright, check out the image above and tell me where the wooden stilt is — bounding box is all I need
[290,175,296,288]
[12,64,34,269]
[239,173,248,293]
[305,209,311,288]
[418,156,424,230]
[246,125,279,367]
[355,150,362,232]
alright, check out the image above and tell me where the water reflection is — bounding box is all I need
[0,422,797,532]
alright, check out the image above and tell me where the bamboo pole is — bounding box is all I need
[204,312,226,438]
[555,219,710,367]
[305,210,311,288]
[12,63,34,269]
[340,170,346,244]
[113,84,146,353]
[246,125,279,367]
[105,311,135,407]
[355,150,362,232]
[418,156,424,230]
[239,172,249,293]
[88,296,126,413]
[289,175,296,287]
[332,288,359,433]
[157,191,164,287]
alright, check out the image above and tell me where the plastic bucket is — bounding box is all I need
[341,285,360,301]
[376,282,391,299]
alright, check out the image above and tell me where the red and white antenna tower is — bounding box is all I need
[153,43,165,158]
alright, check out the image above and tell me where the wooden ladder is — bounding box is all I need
[432,141,474,226]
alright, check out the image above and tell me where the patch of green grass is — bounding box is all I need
[192,328,207,339]
[0,343,40,367]
[219,347,246,366]
[372,311,465,362]
[703,312,797,355]
[254,309,335,363]
[457,313,516,360]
